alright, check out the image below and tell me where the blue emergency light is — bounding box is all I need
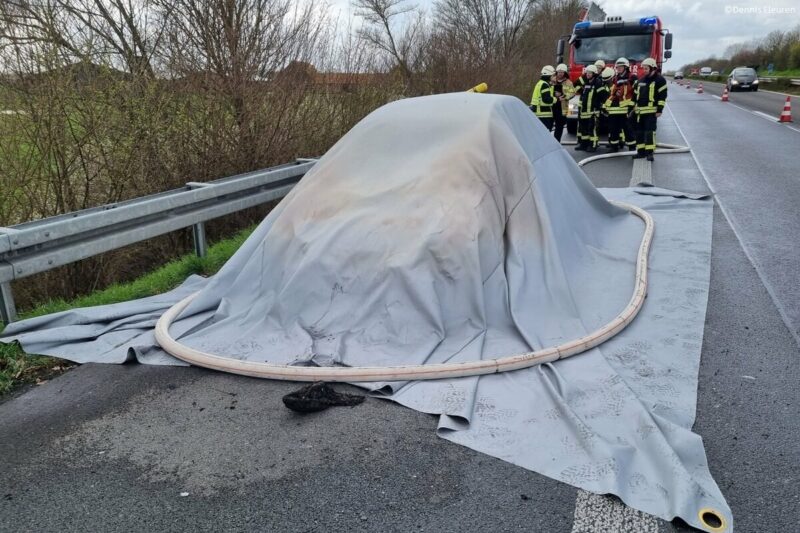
[639,17,657,25]
[574,21,591,29]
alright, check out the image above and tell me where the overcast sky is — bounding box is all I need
[325,0,800,69]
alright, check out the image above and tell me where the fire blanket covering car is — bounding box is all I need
[1,93,732,531]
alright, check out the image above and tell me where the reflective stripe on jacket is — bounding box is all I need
[635,74,667,114]
[578,79,601,118]
[604,72,634,114]
[530,79,555,118]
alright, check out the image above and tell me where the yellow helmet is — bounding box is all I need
[601,67,614,80]
[585,65,598,75]
[642,57,658,69]
[556,63,569,73]
[541,65,556,76]
[615,57,630,67]
[594,59,605,69]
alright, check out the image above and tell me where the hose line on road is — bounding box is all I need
[558,140,691,167]
[155,198,653,382]
[154,135,703,381]
[153,136,728,533]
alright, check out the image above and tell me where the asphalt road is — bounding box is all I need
[1,89,798,533]
[671,78,796,122]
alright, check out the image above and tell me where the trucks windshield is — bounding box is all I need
[573,34,652,63]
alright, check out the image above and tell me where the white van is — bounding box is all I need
[699,67,712,77]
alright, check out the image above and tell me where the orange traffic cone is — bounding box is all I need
[697,83,704,94]
[686,81,691,89]
[779,96,792,122]
[721,87,729,101]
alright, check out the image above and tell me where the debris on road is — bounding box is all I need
[282,382,365,414]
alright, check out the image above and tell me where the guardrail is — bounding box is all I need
[0,159,316,323]
[758,77,800,85]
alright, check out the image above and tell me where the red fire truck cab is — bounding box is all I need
[556,16,673,134]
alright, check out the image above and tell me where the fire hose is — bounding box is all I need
[152,108,725,533]
[155,198,650,382]
[153,111,675,382]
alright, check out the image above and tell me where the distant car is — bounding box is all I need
[674,71,684,79]
[699,67,712,77]
[727,67,759,92]
[710,71,719,76]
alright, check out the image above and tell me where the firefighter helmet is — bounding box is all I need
[601,67,614,80]
[642,57,658,69]
[556,63,568,73]
[585,65,598,75]
[615,57,630,67]
[594,59,606,69]
[541,65,556,76]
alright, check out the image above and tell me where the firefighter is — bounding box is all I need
[551,63,575,142]
[575,59,604,96]
[605,57,636,152]
[530,65,556,131]
[575,65,601,152]
[599,66,614,130]
[633,57,668,161]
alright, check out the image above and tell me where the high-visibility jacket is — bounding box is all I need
[574,74,592,95]
[604,70,635,115]
[530,78,555,118]
[634,73,668,114]
[552,76,575,113]
[578,78,602,118]
[595,84,610,111]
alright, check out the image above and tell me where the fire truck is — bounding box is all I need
[557,14,673,134]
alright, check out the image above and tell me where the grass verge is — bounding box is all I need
[0,225,256,396]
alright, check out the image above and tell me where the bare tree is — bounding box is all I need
[0,0,162,76]
[352,0,427,91]
[159,0,319,80]
[434,0,534,67]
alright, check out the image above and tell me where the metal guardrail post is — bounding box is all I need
[0,160,316,316]
[192,222,208,258]
[186,182,211,257]
[0,281,16,324]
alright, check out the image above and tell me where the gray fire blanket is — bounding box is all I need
[1,93,731,531]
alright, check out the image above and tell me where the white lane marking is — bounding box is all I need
[758,87,798,98]
[571,490,658,533]
[753,110,779,123]
[711,95,721,100]
[630,158,652,187]
[666,104,800,348]
[709,96,800,134]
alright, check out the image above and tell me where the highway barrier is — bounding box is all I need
[0,159,315,323]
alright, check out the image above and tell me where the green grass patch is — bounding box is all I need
[767,69,800,77]
[0,224,256,396]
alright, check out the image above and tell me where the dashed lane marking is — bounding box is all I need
[753,110,780,123]
[703,95,800,134]
[630,158,652,187]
